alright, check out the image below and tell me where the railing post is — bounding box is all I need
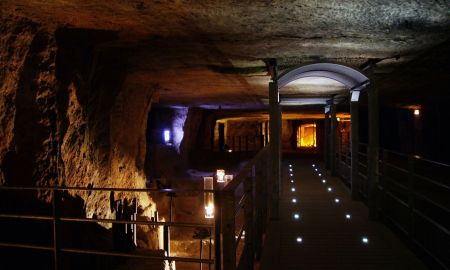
[254,162,264,260]
[222,191,236,270]
[244,173,254,269]
[407,156,415,237]
[52,189,61,270]
[214,190,222,270]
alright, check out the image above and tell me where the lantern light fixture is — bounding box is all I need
[216,169,225,183]
[203,177,214,219]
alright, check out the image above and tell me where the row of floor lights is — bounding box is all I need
[289,163,303,244]
[311,163,369,246]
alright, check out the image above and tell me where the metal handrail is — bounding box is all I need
[0,185,217,268]
[0,185,214,193]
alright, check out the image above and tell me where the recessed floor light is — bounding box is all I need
[314,168,318,172]
[294,213,300,219]
[327,187,332,192]
[318,173,322,177]
[289,164,292,167]
[296,237,303,243]
[362,237,369,244]
[289,169,293,172]
[345,214,351,219]
[322,179,326,183]
[290,174,293,177]
[291,187,296,192]
[335,198,340,203]
[290,180,294,183]
[292,198,297,203]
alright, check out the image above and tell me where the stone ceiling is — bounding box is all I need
[3,0,450,109]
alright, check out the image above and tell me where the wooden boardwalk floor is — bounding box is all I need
[259,157,428,270]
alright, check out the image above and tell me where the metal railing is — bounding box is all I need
[333,143,450,269]
[217,146,270,270]
[225,135,266,153]
[0,146,271,270]
[0,186,216,269]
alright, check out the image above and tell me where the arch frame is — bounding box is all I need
[276,63,370,92]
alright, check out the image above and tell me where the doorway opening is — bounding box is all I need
[297,123,317,148]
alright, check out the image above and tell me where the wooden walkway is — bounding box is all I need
[259,157,427,270]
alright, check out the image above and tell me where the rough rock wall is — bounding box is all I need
[1,15,158,246]
[0,15,58,194]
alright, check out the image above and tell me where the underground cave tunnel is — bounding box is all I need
[1,1,450,270]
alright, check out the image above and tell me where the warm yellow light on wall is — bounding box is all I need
[297,123,317,148]
[204,177,214,219]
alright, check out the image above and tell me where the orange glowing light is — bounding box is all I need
[297,123,317,148]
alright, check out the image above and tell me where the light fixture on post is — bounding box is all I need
[204,177,214,219]
[216,169,225,183]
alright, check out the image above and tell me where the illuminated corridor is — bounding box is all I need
[260,158,426,269]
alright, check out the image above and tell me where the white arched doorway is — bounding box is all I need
[268,62,370,219]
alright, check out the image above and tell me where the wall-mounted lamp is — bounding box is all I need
[163,129,171,144]
[204,177,214,219]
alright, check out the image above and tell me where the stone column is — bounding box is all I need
[367,86,379,220]
[350,91,360,200]
[269,81,281,220]
[329,97,337,175]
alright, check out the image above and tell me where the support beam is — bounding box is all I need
[324,109,330,169]
[350,94,360,200]
[269,81,281,220]
[329,97,337,175]
[367,85,379,220]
